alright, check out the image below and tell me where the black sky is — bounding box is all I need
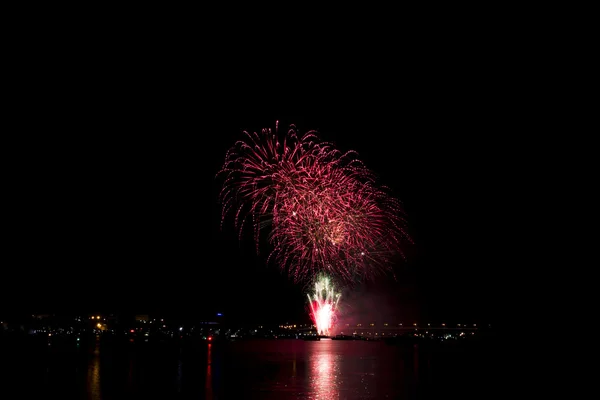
[3,44,516,325]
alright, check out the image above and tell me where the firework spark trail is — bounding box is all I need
[268,169,406,281]
[307,275,341,336]
[217,121,410,282]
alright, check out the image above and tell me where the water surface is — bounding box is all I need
[2,336,496,399]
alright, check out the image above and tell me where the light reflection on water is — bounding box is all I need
[2,336,494,399]
[86,339,101,400]
[206,343,213,400]
[310,341,339,399]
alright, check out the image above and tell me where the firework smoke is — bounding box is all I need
[307,275,341,336]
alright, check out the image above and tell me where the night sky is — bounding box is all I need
[3,58,513,326]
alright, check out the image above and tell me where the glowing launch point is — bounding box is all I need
[307,276,341,336]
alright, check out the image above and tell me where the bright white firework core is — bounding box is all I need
[307,276,341,336]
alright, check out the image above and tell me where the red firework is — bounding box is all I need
[269,175,406,281]
[218,121,409,282]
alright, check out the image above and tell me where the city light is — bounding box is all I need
[4,314,489,345]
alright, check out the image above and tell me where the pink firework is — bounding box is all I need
[307,275,341,336]
[268,166,407,281]
[218,121,409,282]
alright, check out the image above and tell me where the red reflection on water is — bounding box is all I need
[310,341,339,399]
[206,343,213,400]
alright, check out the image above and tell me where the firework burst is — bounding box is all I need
[307,275,341,336]
[217,121,410,282]
[268,168,407,281]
